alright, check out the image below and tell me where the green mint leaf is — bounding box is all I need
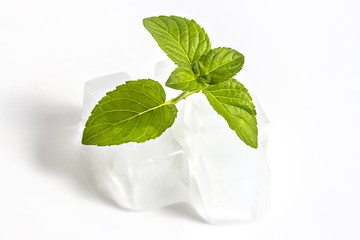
[202,78,258,148]
[166,64,206,91]
[82,79,177,146]
[143,15,211,65]
[195,47,244,84]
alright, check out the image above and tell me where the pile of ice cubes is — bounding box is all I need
[81,62,271,224]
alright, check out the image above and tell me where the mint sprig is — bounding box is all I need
[82,15,258,148]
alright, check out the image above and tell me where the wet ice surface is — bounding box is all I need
[81,62,271,224]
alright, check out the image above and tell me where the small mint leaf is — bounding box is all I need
[143,15,211,65]
[166,64,206,91]
[82,79,177,146]
[196,47,244,84]
[202,78,258,148]
[192,61,201,76]
[197,76,210,85]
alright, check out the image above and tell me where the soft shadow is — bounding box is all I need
[159,203,207,224]
[10,93,210,222]
[15,95,118,208]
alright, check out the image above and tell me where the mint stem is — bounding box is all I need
[168,91,195,104]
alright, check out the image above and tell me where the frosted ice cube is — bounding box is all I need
[81,73,189,210]
[172,94,271,224]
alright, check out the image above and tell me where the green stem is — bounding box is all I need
[168,91,195,104]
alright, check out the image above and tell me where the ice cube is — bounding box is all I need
[81,73,189,210]
[172,93,271,224]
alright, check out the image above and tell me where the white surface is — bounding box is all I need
[0,0,359,239]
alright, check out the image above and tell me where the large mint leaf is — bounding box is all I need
[166,64,206,91]
[82,79,177,146]
[143,15,211,65]
[202,78,258,148]
[195,47,244,84]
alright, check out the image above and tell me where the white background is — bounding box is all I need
[1,0,359,239]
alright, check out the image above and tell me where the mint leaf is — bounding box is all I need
[166,64,206,91]
[195,47,244,84]
[202,79,258,148]
[143,15,211,65]
[82,79,177,146]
